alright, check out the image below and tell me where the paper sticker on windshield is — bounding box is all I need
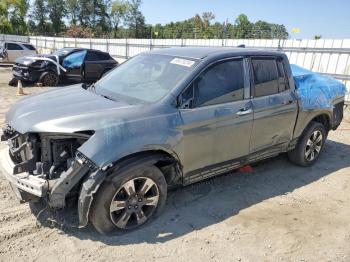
[170,58,195,67]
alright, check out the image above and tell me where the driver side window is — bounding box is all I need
[181,59,245,108]
[63,50,87,69]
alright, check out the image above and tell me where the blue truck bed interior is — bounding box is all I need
[291,64,346,109]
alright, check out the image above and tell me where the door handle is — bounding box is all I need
[236,108,252,116]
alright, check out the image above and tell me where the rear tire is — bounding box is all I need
[288,121,326,166]
[41,72,59,87]
[89,164,167,235]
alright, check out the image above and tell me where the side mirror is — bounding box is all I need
[177,85,194,109]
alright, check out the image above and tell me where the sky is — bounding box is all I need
[140,0,350,39]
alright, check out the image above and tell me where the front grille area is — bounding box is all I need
[13,64,28,73]
[2,125,90,179]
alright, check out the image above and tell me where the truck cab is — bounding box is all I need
[0,47,346,234]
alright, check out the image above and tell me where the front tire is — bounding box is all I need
[89,164,167,235]
[288,121,326,166]
[41,72,59,87]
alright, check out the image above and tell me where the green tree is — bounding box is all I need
[77,0,111,37]
[78,0,93,27]
[47,0,66,35]
[252,20,271,38]
[201,12,215,38]
[30,0,48,35]
[193,14,202,38]
[9,0,28,34]
[210,22,225,38]
[234,14,252,38]
[125,0,147,38]
[0,1,12,34]
[270,24,288,39]
[149,13,288,40]
[66,0,80,25]
[0,0,28,34]
[111,0,129,37]
[94,0,112,37]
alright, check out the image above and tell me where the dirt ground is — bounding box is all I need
[1,67,350,262]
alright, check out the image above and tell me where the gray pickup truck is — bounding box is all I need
[0,47,345,235]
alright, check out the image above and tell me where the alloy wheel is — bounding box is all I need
[44,73,58,86]
[109,177,160,229]
[305,130,323,161]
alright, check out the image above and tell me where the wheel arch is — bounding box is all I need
[294,110,332,139]
[311,113,331,132]
[78,149,183,228]
[105,149,183,188]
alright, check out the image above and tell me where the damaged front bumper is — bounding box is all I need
[0,126,47,201]
[0,126,105,227]
[12,64,42,82]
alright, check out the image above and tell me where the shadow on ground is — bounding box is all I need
[30,139,350,245]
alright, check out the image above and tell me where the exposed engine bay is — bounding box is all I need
[1,125,90,179]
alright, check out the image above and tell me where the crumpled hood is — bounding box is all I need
[6,85,137,134]
[15,54,57,66]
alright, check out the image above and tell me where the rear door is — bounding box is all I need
[179,58,253,181]
[6,43,24,62]
[84,51,115,81]
[22,44,37,56]
[249,57,298,153]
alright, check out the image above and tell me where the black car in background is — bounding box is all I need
[11,48,118,86]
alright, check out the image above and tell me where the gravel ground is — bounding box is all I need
[1,67,350,262]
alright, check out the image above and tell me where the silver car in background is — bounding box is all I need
[0,42,37,63]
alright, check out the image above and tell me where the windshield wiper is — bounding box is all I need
[90,85,115,101]
[100,94,115,101]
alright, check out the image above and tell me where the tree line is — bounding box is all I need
[0,0,289,39]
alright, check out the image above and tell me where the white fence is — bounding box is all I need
[1,34,350,102]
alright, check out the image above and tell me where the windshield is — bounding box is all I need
[96,54,198,103]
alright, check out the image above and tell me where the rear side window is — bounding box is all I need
[193,59,245,107]
[86,51,111,61]
[99,52,112,60]
[252,58,279,97]
[23,44,36,51]
[7,43,23,50]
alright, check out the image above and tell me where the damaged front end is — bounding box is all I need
[0,125,100,226]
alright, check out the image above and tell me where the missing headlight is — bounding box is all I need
[37,133,91,179]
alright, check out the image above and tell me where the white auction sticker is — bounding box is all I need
[170,58,195,67]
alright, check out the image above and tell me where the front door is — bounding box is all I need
[179,58,253,182]
[250,57,298,153]
[84,51,104,81]
[62,50,87,82]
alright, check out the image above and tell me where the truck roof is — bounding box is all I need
[149,47,285,60]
